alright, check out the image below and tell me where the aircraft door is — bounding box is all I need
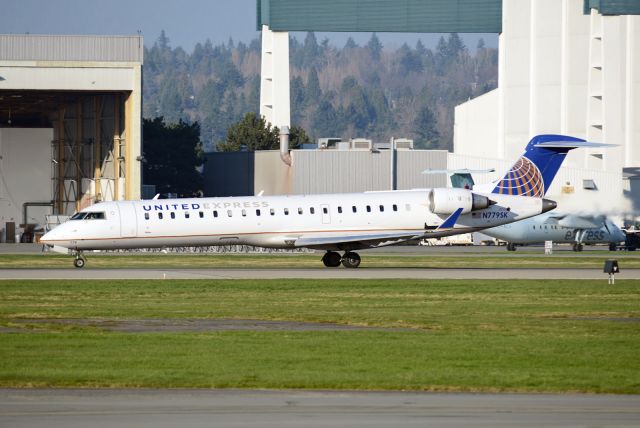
[118,202,138,237]
[320,204,331,224]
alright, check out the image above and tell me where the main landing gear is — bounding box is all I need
[322,251,361,268]
[506,243,517,252]
[572,243,584,252]
[73,251,86,268]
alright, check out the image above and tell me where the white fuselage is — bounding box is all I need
[41,190,548,251]
[483,214,626,245]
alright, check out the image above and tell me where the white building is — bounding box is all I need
[454,0,640,215]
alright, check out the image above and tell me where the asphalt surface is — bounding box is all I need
[2,389,639,428]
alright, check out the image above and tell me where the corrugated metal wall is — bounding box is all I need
[204,149,448,196]
[257,0,502,33]
[0,35,143,62]
[584,0,640,15]
[293,150,392,194]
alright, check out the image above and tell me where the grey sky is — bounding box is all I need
[1,0,496,51]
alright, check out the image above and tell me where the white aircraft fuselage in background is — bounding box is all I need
[483,212,626,251]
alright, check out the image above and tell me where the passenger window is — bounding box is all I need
[270,208,275,216]
[298,207,303,215]
[366,205,371,213]
[256,209,261,216]
[144,212,149,220]
[310,207,315,214]
[185,212,190,219]
[242,209,247,217]
[352,206,357,213]
[158,213,163,220]
[213,210,218,218]
[227,210,233,217]
[393,204,398,212]
[284,208,289,215]
[199,211,204,218]
[379,205,384,212]
[338,206,342,214]
[170,212,176,219]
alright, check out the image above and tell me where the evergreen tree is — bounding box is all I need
[344,37,358,49]
[306,68,321,103]
[413,105,440,149]
[366,33,383,61]
[289,125,312,149]
[290,76,306,124]
[302,32,319,67]
[217,112,279,152]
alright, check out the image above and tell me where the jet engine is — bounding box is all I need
[428,188,495,215]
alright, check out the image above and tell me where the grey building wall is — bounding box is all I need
[204,149,449,196]
[0,34,144,62]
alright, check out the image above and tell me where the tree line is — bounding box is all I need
[143,31,498,152]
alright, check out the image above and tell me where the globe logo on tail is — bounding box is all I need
[493,156,544,197]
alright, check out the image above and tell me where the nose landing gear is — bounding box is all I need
[321,251,362,268]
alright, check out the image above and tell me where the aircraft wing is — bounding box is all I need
[294,231,424,250]
[293,209,467,250]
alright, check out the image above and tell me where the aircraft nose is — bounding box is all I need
[40,229,56,245]
[541,198,557,213]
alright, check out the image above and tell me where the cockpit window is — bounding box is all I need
[85,212,105,220]
[70,212,88,220]
[71,211,105,220]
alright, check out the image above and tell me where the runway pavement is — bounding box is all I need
[1,266,637,280]
[1,389,639,428]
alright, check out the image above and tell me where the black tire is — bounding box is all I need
[609,243,617,251]
[573,243,583,252]
[341,252,361,268]
[506,243,516,252]
[322,251,342,268]
[73,258,85,268]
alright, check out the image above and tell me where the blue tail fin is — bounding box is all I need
[492,134,587,197]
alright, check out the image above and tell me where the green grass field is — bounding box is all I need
[1,278,639,393]
[1,252,640,269]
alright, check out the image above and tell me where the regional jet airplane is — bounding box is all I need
[482,212,626,252]
[41,134,602,268]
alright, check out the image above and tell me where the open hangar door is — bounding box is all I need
[0,90,129,242]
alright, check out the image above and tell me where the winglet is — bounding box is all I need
[437,208,464,230]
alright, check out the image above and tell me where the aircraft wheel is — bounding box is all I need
[73,257,85,268]
[609,243,617,251]
[506,243,517,252]
[341,252,361,268]
[573,243,584,252]
[322,251,342,268]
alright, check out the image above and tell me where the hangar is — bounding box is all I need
[0,34,142,242]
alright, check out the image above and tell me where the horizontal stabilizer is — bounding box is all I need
[422,168,495,175]
[534,141,615,149]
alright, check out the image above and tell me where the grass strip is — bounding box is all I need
[1,253,639,269]
[0,279,639,392]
